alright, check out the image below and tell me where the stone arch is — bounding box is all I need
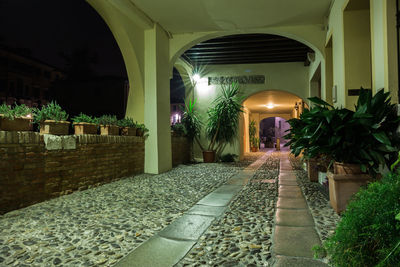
[87,0,145,122]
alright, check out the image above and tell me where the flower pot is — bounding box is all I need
[327,171,371,214]
[203,151,216,163]
[334,162,362,174]
[307,158,319,182]
[74,123,98,135]
[40,120,70,135]
[0,115,32,131]
[121,127,136,136]
[100,125,119,136]
[136,128,144,137]
[251,147,258,152]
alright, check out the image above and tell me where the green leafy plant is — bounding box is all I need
[284,88,400,177]
[97,115,118,126]
[249,120,258,148]
[251,136,259,148]
[220,153,238,162]
[33,101,68,125]
[205,82,244,156]
[117,117,136,128]
[182,98,203,147]
[72,113,97,124]
[0,103,32,120]
[136,123,149,138]
[171,123,186,136]
[321,171,400,266]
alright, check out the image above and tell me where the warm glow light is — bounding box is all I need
[192,74,201,82]
[265,104,275,109]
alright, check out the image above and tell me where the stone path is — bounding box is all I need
[272,154,328,266]
[115,153,270,267]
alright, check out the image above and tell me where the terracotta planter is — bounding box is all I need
[334,162,362,174]
[40,120,70,135]
[307,158,319,182]
[0,115,32,131]
[74,123,98,135]
[202,150,216,163]
[327,171,370,214]
[121,127,137,136]
[251,147,258,152]
[100,125,119,136]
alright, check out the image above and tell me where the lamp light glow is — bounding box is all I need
[265,104,275,109]
[192,74,201,82]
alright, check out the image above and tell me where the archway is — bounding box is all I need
[259,117,290,150]
[242,90,306,156]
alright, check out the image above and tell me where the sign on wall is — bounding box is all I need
[208,75,265,85]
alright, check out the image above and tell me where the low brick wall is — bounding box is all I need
[171,136,191,166]
[0,131,144,214]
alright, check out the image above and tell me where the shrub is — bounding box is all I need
[220,153,238,162]
[171,123,186,136]
[72,113,97,124]
[33,101,68,124]
[321,172,400,266]
[117,117,136,128]
[97,115,118,126]
[0,103,32,120]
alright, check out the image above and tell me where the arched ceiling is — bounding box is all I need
[243,90,302,114]
[129,0,332,33]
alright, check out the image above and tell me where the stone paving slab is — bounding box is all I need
[186,205,227,217]
[273,226,321,258]
[279,187,302,194]
[278,190,303,198]
[273,255,329,267]
[213,184,242,194]
[197,192,234,207]
[158,214,215,241]
[279,185,301,190]
[276,197,308,209]
[279,180,298,186]
[115,236,196,267]
[275,208,314,226]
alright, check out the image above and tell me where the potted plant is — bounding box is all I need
[249,120,258,152]
[171,123,186,137]
[0,103,33,131]
[117,117,137,136]
[286,88,400,213]
[34,101,70,135]
[98,115,119,135]
[72,113,98,135]
[136,123,149,138]
[182,82,243,163]
[182,98,203,162]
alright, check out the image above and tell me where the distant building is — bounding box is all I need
[170,103,184,124]
[0,45,64,107]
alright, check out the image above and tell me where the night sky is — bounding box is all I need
[0,0,127,77]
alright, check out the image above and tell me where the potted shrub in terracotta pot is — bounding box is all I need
[286,88,400,213]
[0,103,33,131]
[34,101,70,135]
[98,115,119,135]
[182,82,243,163]
[249,120,259,152]
[72,113,98,135]
[117,117,137,136]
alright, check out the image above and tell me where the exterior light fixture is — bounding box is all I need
[265,104,275,109]
[192,74,201,82]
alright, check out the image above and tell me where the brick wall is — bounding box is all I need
[0,131,144,214]
[171,136,191,166]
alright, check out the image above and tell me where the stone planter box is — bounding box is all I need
[100,125,119,136]
[74,123,98,135]
[121,127,137,136]
[40,120,70,135]
[327,171,370,214]
[0,115,32,131]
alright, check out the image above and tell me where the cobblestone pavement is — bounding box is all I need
[0,156,262,267]
[177,152,280,267]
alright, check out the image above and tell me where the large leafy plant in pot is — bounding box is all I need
[182,82,244,162]
[249,120,258,152]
